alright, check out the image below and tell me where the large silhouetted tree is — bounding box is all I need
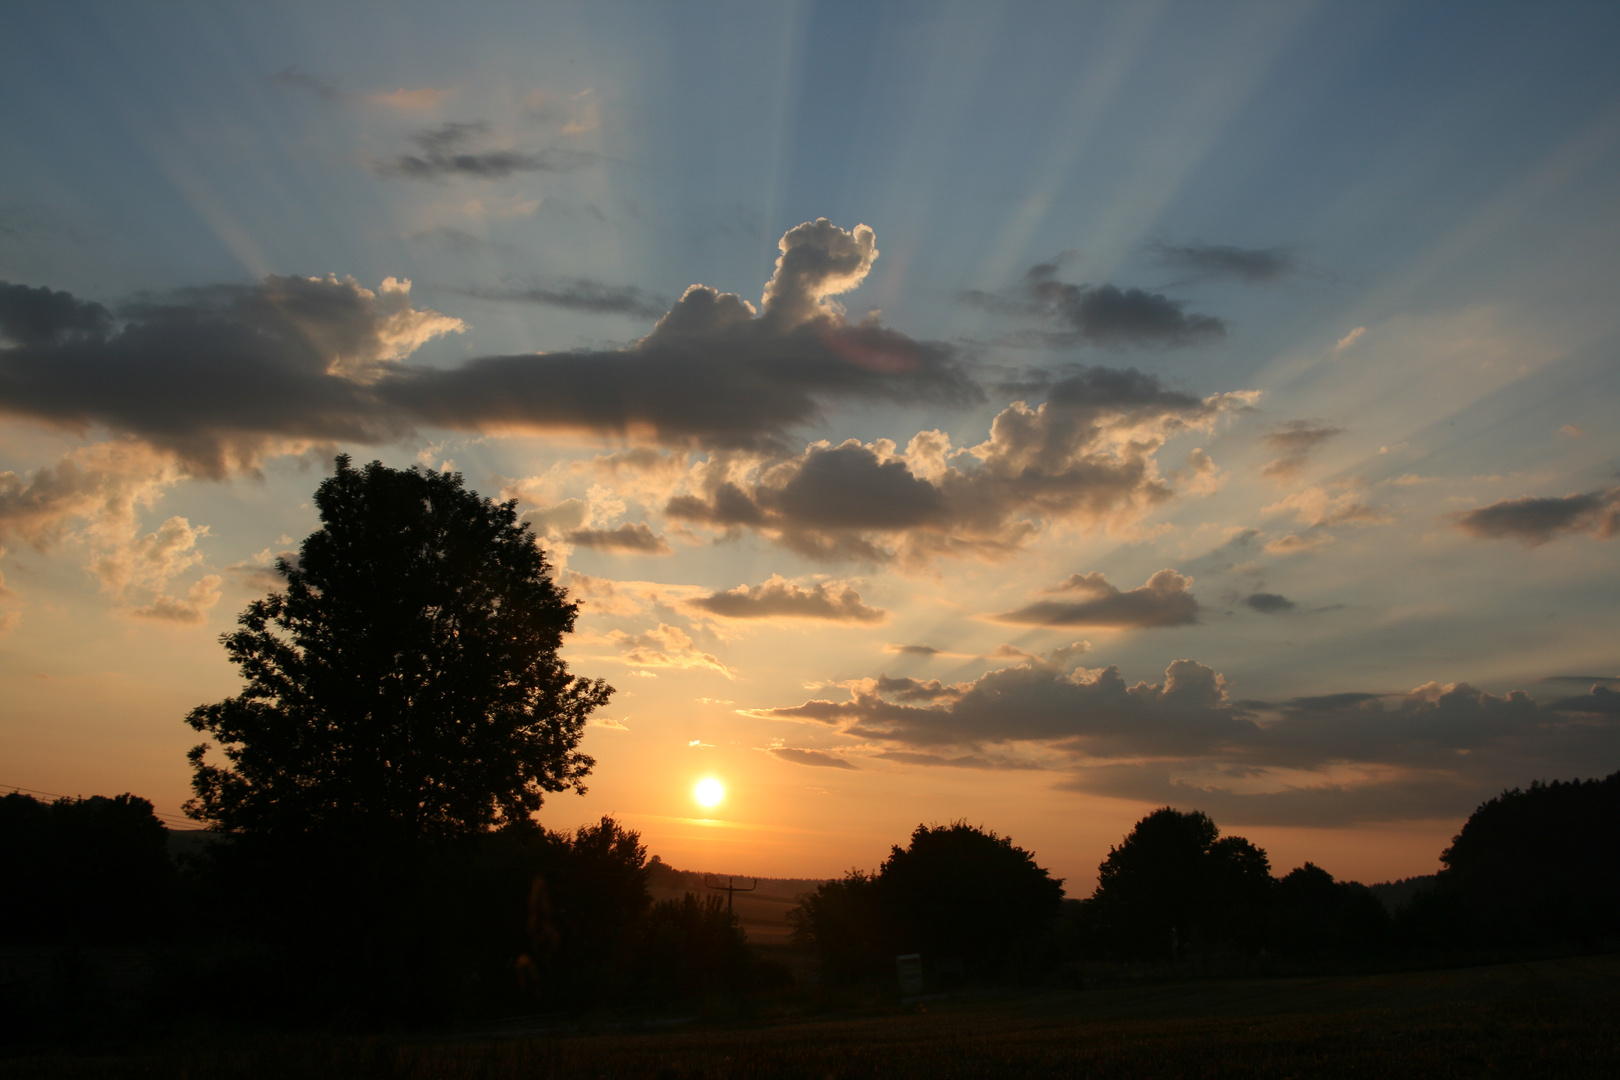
[184,456,613,846]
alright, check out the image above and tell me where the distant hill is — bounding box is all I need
[646,856,827,944]
[1367,874,1439,915]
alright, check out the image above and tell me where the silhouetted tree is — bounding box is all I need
[1079,807,1273,960]
[1428,771,1620,948]
[879,822,1065,979]
[184,456,613,847]
[1269,863,1391,955]
[789,870,893,985]
[790,822,1064,984]
[0,791,176,945]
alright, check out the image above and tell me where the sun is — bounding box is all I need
[694,777,725,809]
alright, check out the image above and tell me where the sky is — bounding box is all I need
[3,1,1619,891]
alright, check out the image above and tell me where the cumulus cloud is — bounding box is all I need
[746,657,1620,827]
[1147,241,1299,283]
[0,274,463,475]
[600,623,732,678]
[1260,420,1343,482]
[0,223,978,469]
[966,261,1226,349]
[768,747,858,770]
[129,574,223,624]
[1244,592,1296,614]
[689,574,887,623]
[1453,488,1620,546]
[0,440,224,619]
[373,120,594,180]
[991,569,1198,629]
[665,368,1252,564]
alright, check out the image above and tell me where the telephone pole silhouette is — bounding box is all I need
[704,875,757,917]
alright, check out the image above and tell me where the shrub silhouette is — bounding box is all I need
[0,791,176,945]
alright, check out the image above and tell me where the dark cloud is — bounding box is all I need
[564,522,671,555]
[1147,241,1299,284]
[746,658,1620,827]
[271,66,341,101]
[1244,592,1296,614]
[0,282,112,345]
[460,280,668,319]
[664,368,1248,564]
[887,644,943,656]
[1453,489,1620,546]
[872,750,1042,771]
[1548,684,1620,716]
[374,121,595,180]
[769,747,857,770]
[689,575,886,623]
[966,262,1226,349]
[0,221,979,473]
[991,569,1198,629]
[1260,420,1343,481]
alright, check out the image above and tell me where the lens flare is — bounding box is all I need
[694,777,724,808]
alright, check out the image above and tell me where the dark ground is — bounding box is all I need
[4,953,1616,1078]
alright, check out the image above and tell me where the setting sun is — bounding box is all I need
[694,777,725,809]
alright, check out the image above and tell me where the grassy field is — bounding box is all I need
[4,954,1617,1078]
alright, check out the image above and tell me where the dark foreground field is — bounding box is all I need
[5,954,1617,1079]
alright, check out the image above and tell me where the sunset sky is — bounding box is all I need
[4,1,1619,890]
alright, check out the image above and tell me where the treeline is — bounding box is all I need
[0,796,783,1040]
[5,771,1617,1040]
[793,771,1620,988]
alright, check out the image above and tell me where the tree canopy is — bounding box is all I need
[1080,807,1272,959]
[184,456,612,846]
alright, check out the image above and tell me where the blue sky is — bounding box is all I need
[3,1,1618,886]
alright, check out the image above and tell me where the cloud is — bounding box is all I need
[1244,592,1296,614]
[1335,327,1366,352]
[1263,485,1389,529]
[373,120,598,180]
[0,274,463,475]
[768,747,858,770]
[590,717,630,730]
[128,574,222,624]
[1260,420,1343,482]
[0,609,18,636]
[271,66,341,101]
[602,623,732,678]
[1147,242,1299,283]
[747,656,1620,827]
[1264,532,1334,555]
[0,222,977,468]
[665,369,1252,564]
[565,522,672,555]
[1452,488,1620,546]
[991,569,1198,629]
[689,574,886,623]
[367,87,449,111]
[0,282,112,345]
[966,261,1226,349]
[461,280,667,319]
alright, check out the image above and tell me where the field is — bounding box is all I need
[3,954,1616,1078]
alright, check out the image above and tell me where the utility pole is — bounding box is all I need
[704,874,757,917]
